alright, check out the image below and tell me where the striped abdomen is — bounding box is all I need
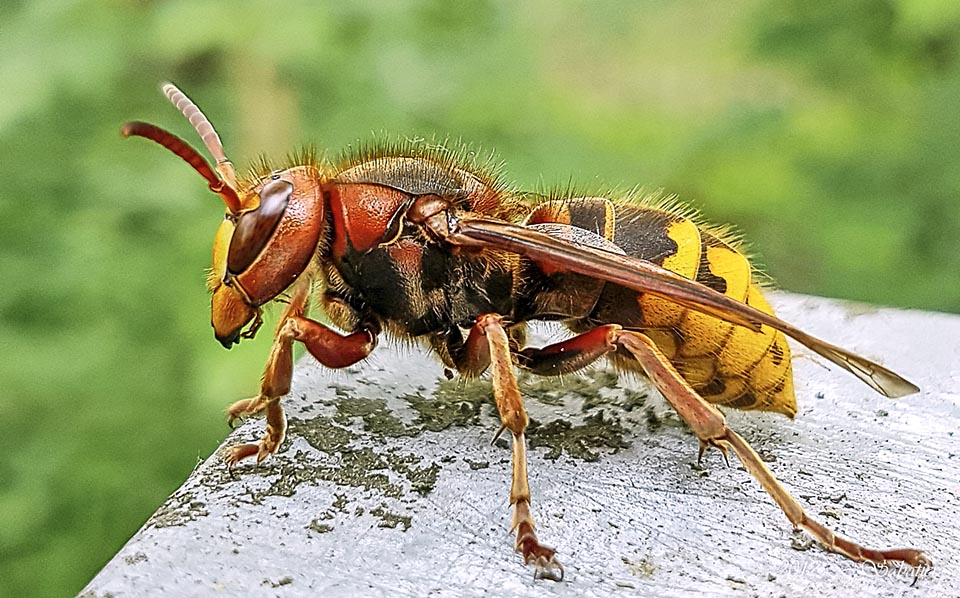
[523,197,797,417]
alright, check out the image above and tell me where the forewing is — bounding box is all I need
[451,218,919,398]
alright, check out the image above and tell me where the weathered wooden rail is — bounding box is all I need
[80,294,959,597]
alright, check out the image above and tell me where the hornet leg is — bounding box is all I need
[224,282,377,467]
[613,328,931,569]
[475,314,563,581]
[517,324,930,569]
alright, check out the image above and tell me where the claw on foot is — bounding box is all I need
[224,443,259,469]
[226,397,265,428]
[223,440,280,469]
[223,400,286,469]
[515,520,563,581]
[531,552,564,582]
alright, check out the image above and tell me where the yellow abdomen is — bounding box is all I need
[531,197,797,417]
[624,202,796,417]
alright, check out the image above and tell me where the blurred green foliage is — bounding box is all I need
[1,1,958,596]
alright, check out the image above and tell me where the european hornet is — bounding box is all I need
[123,83,931,580]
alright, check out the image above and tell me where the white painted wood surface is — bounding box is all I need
[81,293,959,597]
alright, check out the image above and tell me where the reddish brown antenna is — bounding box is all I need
[121,121,242,214]
[121,84,243,214]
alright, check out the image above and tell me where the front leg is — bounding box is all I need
[225,288,377,467]
[475,314,563,581]
[223,328,296,467]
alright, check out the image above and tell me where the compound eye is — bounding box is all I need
[227,179,294,274]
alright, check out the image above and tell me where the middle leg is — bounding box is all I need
[224,280,377,467]
[474,314,563,580]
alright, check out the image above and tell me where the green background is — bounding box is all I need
[2,1,959,595]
